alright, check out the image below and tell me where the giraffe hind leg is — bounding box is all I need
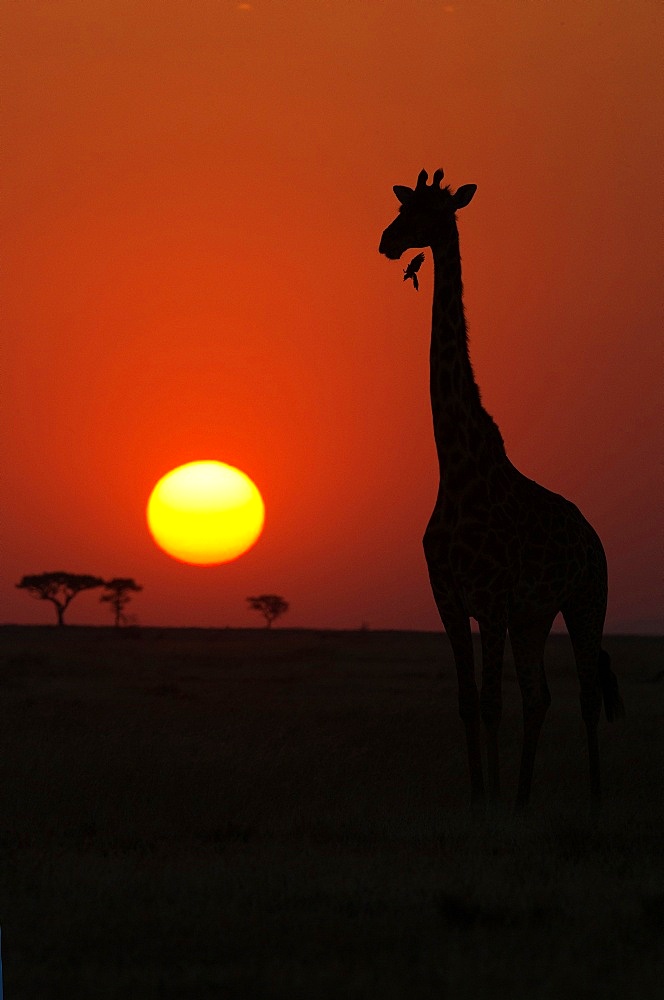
[562,601,605,804]
[509,614,555,811]
[598,649,625,722]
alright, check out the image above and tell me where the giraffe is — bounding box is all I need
[379,167,624,812]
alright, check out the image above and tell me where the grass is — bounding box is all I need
[0,626,662,998]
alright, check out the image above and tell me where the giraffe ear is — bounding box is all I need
[451,184,477,210]
[393,185,414,205]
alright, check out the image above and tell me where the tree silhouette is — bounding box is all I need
[101,578,143,627]
[247,594,289,629]
[16,572,105,626]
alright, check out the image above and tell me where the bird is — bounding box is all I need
[403,252,426,290]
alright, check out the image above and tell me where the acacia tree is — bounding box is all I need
[16,572,105,626]
[101,578,143,627]
[247,594,289,629]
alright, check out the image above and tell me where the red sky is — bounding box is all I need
[2,1,662,632]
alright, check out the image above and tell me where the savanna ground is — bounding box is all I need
[0,626,662,999]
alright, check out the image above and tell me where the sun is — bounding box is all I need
[146,461,265,565]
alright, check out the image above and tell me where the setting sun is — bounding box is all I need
[146,461,265,565]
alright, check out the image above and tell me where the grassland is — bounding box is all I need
[0,626,662,998]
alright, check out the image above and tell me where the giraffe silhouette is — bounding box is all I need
[379,167,624,813]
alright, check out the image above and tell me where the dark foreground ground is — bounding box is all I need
[0,626,662,998]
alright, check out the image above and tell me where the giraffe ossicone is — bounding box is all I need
[379,166,624,813]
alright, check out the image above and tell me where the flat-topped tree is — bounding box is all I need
[16,572,105,625]
[247,594,289,629]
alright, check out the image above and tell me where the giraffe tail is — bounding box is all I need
[599,649,626,722]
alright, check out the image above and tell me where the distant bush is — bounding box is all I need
[101,578,143,627]
[247,594,289,629]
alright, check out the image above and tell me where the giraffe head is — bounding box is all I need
[379,168,476,260]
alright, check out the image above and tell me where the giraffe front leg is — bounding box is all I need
[478,619,507,804]
[439,611,484,811]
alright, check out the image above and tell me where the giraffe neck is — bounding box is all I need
[430,228,506,480]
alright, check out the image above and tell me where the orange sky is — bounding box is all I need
[2,1,662,632]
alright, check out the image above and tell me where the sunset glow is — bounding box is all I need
[147,462,264,565]
[2,2,661,630]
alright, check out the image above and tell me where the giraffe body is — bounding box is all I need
[379,168,623,810]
